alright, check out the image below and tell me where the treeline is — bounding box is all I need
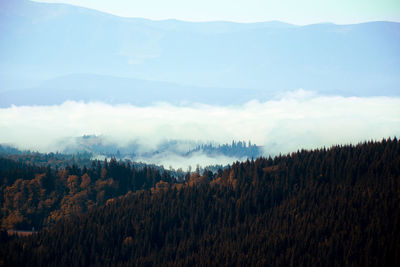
[186,140,262,158]
[0,144,93,168]
[1,138,400,266]
[0,157,173,230]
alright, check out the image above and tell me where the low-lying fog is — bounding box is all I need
[1,89,399,169]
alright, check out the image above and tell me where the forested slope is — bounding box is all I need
[1,138,399,266]
[0,157,173,230]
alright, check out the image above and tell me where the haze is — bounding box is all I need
[1,90,399,168]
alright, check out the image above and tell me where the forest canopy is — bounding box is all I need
[0,138,399,266]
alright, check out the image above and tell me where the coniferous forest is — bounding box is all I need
[0,138,399,266]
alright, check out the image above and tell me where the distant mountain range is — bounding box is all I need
[0,0,399,106]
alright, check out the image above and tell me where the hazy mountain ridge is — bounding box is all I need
[1,0,399,106]
[0,73,264,106]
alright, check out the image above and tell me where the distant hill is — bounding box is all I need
[0,74,263,106]
[1,0,399,106]
[186,141,262,158]
[61,135,264,160]
[0,144,93,168]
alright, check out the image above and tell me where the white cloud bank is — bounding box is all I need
[0,90,399,167]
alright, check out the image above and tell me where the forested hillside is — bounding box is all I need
[0,157,173,230]
[0,138,399,266]
[0,145,93,168]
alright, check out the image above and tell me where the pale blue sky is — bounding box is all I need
[33,0,400,25]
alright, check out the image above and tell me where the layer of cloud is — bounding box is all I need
[0,89,399,168]
[134,151,241,171]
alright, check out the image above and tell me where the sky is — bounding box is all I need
[33,0,400,25]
